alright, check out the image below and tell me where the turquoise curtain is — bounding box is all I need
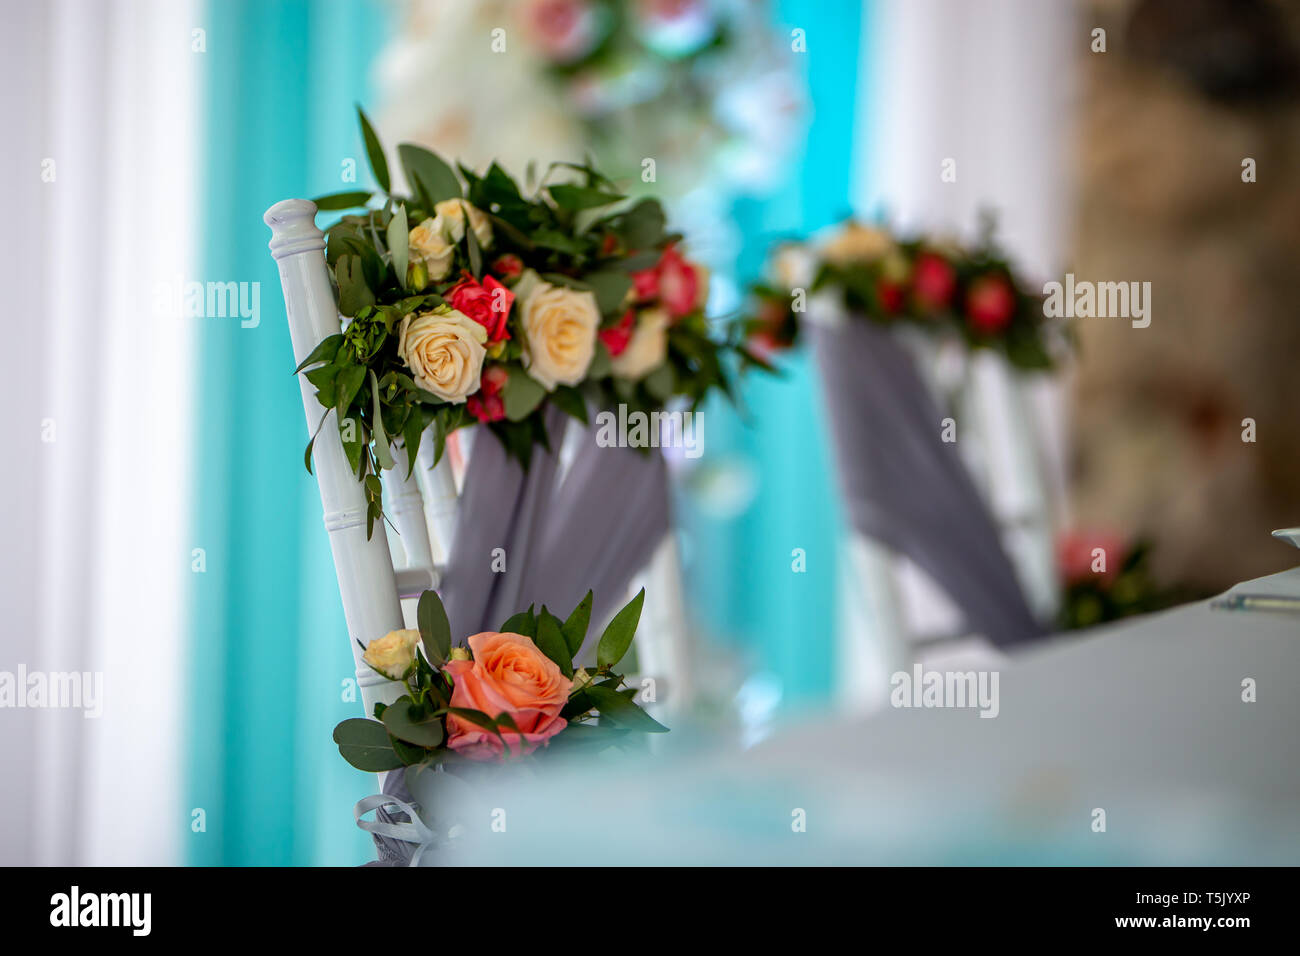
[187,0,391,866]
[680,0,867,709]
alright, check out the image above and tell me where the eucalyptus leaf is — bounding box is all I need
[503,368,547,422]
[417,589,451,664]
[381,697,445,748]
[387,203,409,291]
[335,363,367,417]
[335,255,375,316]
[398,143,462,207]
[333,717,404,771]
[369,370,396,471]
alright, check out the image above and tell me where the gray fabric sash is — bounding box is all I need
[810,319,1042,648]
[371,404,671,864]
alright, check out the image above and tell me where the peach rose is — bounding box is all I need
[517,275,599,390]
[397,305,487,403]
[443,631,572,761]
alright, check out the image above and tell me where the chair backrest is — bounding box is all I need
[266,198,692,722]
[265,199,451,716]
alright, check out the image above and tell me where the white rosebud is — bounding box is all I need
[434,199,493,249]
[363,629,422,681]
[409,217,455,281]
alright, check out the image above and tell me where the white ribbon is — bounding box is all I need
[354,794,437,867]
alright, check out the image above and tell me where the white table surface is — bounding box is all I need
[437,566,1300,864]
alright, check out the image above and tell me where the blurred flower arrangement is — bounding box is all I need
[376,0,804,212]
[520,0,803,191]
[333,588,665,770]
[300,109,740,536]
[1056,530,1209,630]
[744,220,1067,372]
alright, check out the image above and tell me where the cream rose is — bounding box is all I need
[518,277,599,390]
[363,629,421,681]
[408,217,455,281]
[610,307,669,381]
[822,223,893,266]
[398,305,488,403]
[434,199,493,249]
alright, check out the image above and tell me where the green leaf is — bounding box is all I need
[585,270,634,317]
[584,685,668,733]
[369,370,396,471]
[387,203,409,291]
[335,254,375,316]
[643,361,675,401]
[333,717,404,771]
[549,183,624,211]
[295,333,344,373]
[398,143,461,207]
[465,214,483,278]
[401,412,426,480]
[535,607,573,677]
[447,707,505,741]
[335,363,367,417]
[340,415,365,476]
[596,588,644,671]
[617,199,667,250]
[550,385,588,425]
[503,368,548,421]
[312,190,372,211]
[381,696,445,748]
[417,589,451,664]
[501,606,536,638]
[357,105,390,193]
[561,590,593,658]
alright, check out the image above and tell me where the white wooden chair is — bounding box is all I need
[265,199,451,715]
[264,199,692,720]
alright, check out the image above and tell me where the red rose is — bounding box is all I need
[912,252,957,311]
[490,254,523,280]
[467,365,508,424]
[965,274,1017,335]
[598,309,636,357]
[630,264,659,301]
[655,245,699,319]
[876,279,907,314]
[446,272,513,343]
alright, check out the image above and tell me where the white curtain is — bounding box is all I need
[0,0,198,865]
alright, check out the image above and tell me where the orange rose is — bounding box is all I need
[443,631,572,761]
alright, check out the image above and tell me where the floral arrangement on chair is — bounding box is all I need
[744,219,1065,371]
[299,108,738,536]
[332,588,665,771]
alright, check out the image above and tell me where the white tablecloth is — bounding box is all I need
[437,566,1300,864]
